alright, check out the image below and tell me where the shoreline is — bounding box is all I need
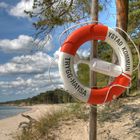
[0,104,63,140]
[0,105,32,121]
[1,98,140,140]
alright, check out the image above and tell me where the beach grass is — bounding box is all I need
[14,103,88,140]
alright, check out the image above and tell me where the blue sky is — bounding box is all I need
[0,0,116,102]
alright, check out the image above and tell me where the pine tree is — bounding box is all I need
[128,0,140,90]
[128,0,140,42]
[25,0,90,35]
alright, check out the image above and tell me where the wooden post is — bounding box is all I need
[89,0,98,140]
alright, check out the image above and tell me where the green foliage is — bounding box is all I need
[98,41,113,62]
[128,0,140,43]
[77,63,90,86]
[130,71,138,92]
[25,0,90,34]
[0,89,75,105]
[25,0,106,36]
[128,0,140,92]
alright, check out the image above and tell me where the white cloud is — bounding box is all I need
[54,49,60,58]
[0,1,36,19]
[77,49,90,58]
[0,52,57,75]
[0,2,8,9]
[0,51,63,100]
[0,35,33,53]
[0,69,63,97]
[0,35,54,53]
[9,0,34,18]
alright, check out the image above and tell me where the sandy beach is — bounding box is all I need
[0,98,140,140]
[0,104,63,140]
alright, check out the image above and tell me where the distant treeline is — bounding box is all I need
[0,89,76,105]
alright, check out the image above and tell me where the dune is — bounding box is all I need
[0,104,63,140]
[0,97,140,140]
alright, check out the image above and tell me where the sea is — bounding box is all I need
[0,106,30,120]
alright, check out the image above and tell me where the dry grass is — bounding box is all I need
[14,103,88,140]
[14,96,140,140]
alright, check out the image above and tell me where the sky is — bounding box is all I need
[0,0,116,102]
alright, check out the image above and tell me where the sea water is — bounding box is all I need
[0,106,30,120]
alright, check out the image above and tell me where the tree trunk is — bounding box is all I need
[110,0,129,75]
[116,0,129,39]
[89,0,98,140]
[110,0,129,94]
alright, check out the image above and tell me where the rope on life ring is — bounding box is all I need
[58,24,133,105]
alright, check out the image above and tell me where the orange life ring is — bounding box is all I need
[58,24,132,104]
